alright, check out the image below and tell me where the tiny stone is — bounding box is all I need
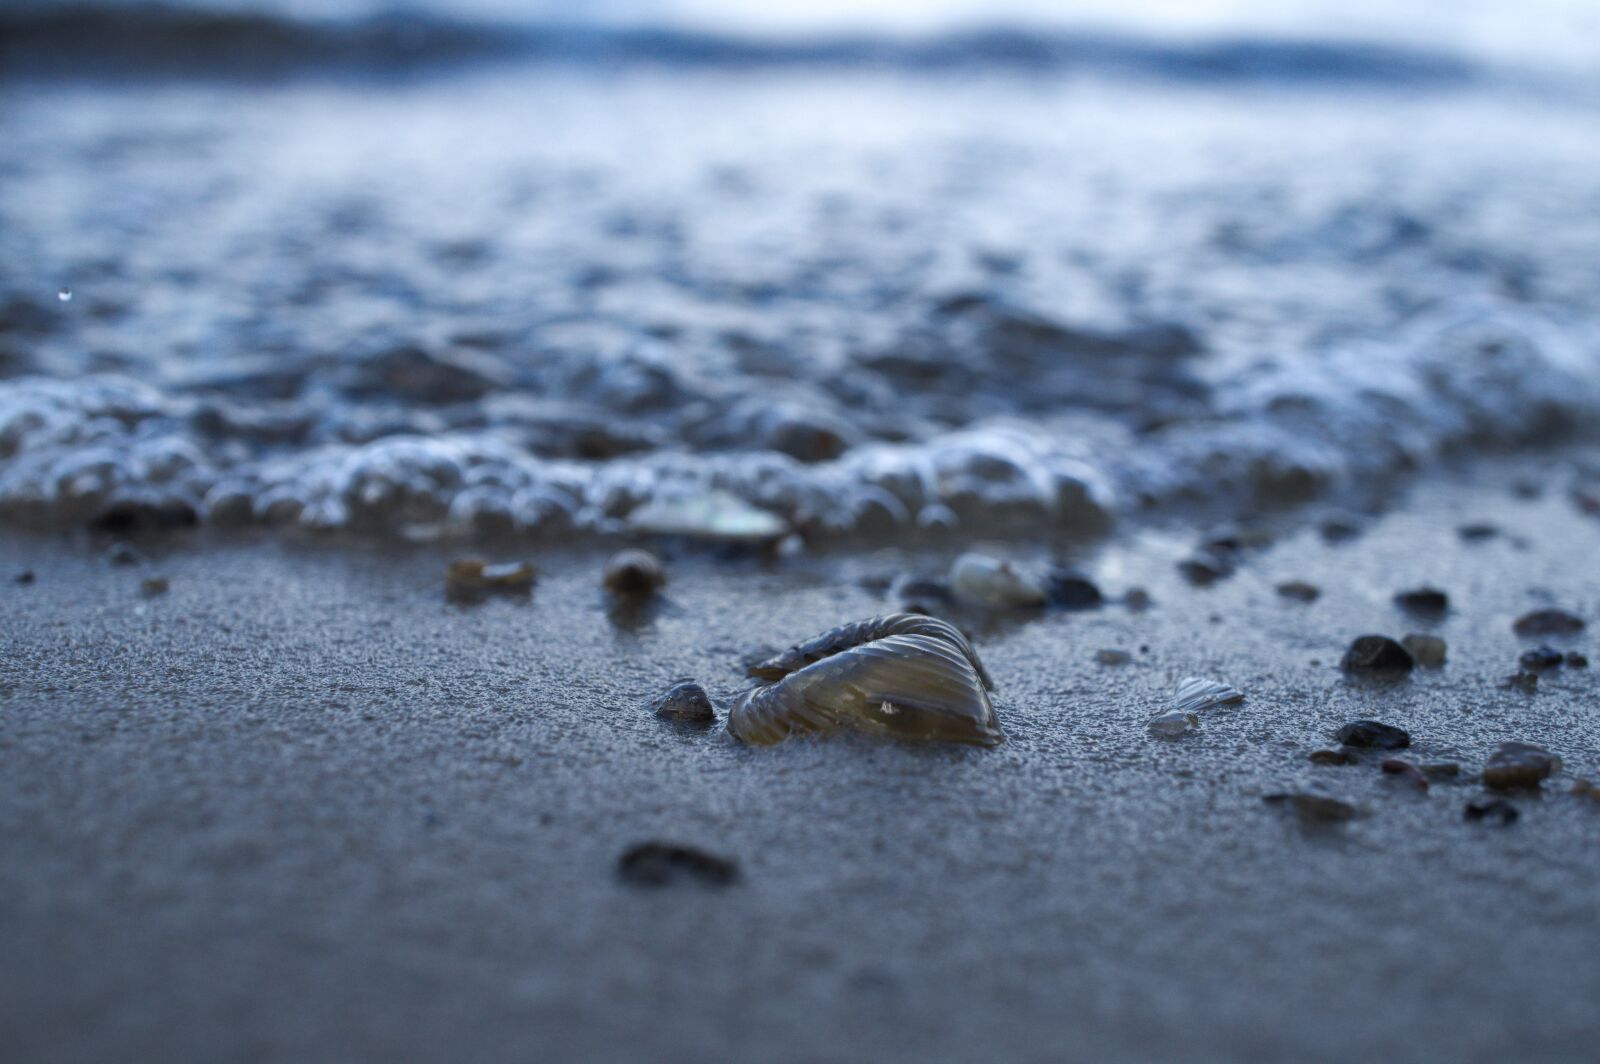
[1393,587,1449,615]
[1335,720,1411,750]
[1463,799,1518,826]
[1263,792,1359,824]
[616,842,739,887]
[1421,762,1461,780]
[1276,580,1320,603]
[105,542,144,566]
[647,681,716,724]
[1458,523,1500,542]
[1147,710,1199,738]
[602,548,667,597]
[1565,651,1589,668]
[1340,635,1414,674]
[1518,645,1564,671]
[445,558,536,601]
[1380,758,1429,790]
[1045,568,1103,609]
[1319,518,1361,543]
[139,577,169,597]
[1095,648,1132,666]
[14,571,35,585]
[1512,608,1585,637]
[1481,741,1560,791]
[1569,778,1595,799]
[1505,670,1539,693]
[1123,587,1152,611]
[1309,749,1354,765]
[1178,551,1233,586]
[1401,633,1447,667]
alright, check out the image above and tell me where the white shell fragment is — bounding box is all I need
[948,552,1046,608]
[1170,676,1244,714]
[1148,710,1200,738]
[729,613,1003,747]
[626,490,787,541]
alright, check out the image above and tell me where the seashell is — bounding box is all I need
[948,552,1045,609]
[603,548,667,597]
[1170,676,1244,715]
[729,613,1003,746]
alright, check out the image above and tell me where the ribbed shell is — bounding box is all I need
[730,613,1003,747]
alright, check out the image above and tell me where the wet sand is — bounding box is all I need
[3,459,1599,1063]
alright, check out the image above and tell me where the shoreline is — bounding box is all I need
[3,453,1599,1062]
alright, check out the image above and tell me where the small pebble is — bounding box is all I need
[1518,645,1564,671]
[1335,720,1411,750]
[1393,587,1449,615]
[1482,741,1560,790]
[1505,670,1539,693]
[616,842,739,888]
[1569,778,1596,800]
[1401,633,1447,667]
[139,577,169,597]
[14,571,35,585]
[1095,648,1131,666]
[647,681,717,724]
[1263,792,1358,825]
[1319,518,1361,543]
[1309,749,1354,766]
[1457,523,1500,542]
[1513,608,1585,637]
[105,542,144,566]
[1123,587,1152,611]
[1147,710,1198,738]
[1276,580,1320,603]
[1463,799,1518,826]
[1421,762,1461,780]
[1564,651,1588,668]
[445,558,536,601]
[1340,635,1414,675]
[948,553,1045,609]
[1177,551,1233,586]
[602,548,667,598]
[1045,568,1102,610]
[1380,758,1429,790]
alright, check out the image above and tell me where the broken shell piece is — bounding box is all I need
[1147,710,1199,738]
[1170,676,1244,715]
[730,613,1002,746]
[603,548,667,597]
[445,558,536,601]
[626,490,786,542]
[948,553,1045,609]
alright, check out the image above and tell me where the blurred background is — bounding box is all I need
[3,0,1599,542]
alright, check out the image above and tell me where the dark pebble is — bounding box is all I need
[1044,568,1103,610]
[602,548,667,598]
[1463,799,1519,826]
[1335,720,1411,750]
[1123,587,1152,611]
[1319,518,1361,543]
[1263,792,1358,824]
[1513,608,1585,637]
[104,542,144,566]
[1505,670,1539,693]
[1276,580,1320,603]
[1178,551,1233,586]
[1518,645,1564,671]
[617,842,739,887]
[1340,635,1414,675]
[1309,749,1354,765]
[1566,652,1589,668]
[647,681,716,724]
[14,571,34,585]
[1393,587,1448,615]
[88,500,198,535]
[1380,759,1429,790]
[1457,523,1500,542]
[139,577,169,597]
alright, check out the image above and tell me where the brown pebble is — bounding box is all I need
[139,577,169,597]
[1276,580,1320,603]
[1309,749,1354,766]
[1482,741,1560,790]
[1380,759,1429,790]
[1263,792,1359,825]
[445,558,536,601]
[603,548,667,597]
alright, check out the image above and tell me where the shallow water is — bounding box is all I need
[4,6,1600,544]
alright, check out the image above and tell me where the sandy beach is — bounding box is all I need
[4,454,1598,1063]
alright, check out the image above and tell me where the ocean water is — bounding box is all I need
[2,1,1599,543]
